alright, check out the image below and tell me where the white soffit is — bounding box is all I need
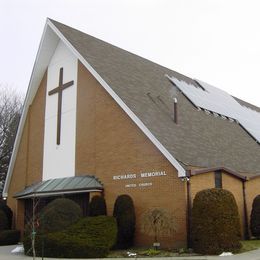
[3,22,60,197]
[168,76,260,143]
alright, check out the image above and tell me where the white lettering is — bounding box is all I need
[113,174,136,180]
[113,171,166,180]
[139,182,152,187]
[125,184,137,188]
[140,171,166,178]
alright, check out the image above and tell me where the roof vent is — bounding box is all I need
[174,98,178,124]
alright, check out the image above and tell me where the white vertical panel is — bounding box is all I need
[43,41,77,180]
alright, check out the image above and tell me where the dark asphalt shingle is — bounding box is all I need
[50,19,260,176]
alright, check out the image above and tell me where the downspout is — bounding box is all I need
[186,170,192,248]
[242,179,249,239]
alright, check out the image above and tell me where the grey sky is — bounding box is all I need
[1,0,260,107]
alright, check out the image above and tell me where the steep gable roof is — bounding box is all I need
[3,19,260,197]
[49,19,260,175]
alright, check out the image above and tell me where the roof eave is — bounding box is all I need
[15,187,103,200]
[2,19,60,198]
[190,167,248,181]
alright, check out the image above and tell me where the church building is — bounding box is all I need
[3,18,260,248]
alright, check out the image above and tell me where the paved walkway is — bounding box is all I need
[0,245,260,260]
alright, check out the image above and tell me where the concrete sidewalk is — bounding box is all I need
[0,245,259,260]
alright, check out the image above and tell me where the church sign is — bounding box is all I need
[112,171,167,188]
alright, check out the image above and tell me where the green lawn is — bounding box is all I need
[107,247,198,258]
[108,240,260,257]
[239,240,260,253]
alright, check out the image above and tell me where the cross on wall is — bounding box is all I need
[48,67,74,145]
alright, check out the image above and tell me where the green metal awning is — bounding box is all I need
[14,175,103,199]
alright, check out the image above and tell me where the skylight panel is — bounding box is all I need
[168,76,260,143]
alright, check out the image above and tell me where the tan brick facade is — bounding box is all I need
[75,62,187,248]
[222,173,245,237]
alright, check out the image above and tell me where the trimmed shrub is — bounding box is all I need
[42,233,109,258]
[40,198,82,233]
[191,188,241,255]
[89,195,107,216]
[0,210,9,230]
[23,198,82,255]
[0,230,20,245]
[0,201,13,229]
[250,194,260,238]
[113,194,136,249]
[24,216,117,258]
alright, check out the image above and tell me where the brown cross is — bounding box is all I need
[48,67,74,145]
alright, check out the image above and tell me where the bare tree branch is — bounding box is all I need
[0,85,23,192]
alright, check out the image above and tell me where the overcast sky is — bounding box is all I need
[1,0,260,107]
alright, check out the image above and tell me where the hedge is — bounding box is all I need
[0,230,20,245]
[250,194,260,238]
[191,188,241,255]
[24,216,117,258]
[89,195,107,216]
[39,198,82,233]
[113,194,136,249]
[0,210,9,230]
[0,201,13,229]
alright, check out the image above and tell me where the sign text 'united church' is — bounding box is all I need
[113,171,166,180]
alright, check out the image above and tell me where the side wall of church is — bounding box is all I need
[7,72,46,231]
[75,62,187,248]
[222,173,245,238]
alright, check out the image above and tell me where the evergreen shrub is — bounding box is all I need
[191,188,241,255]
[40,198,82,233]
[250,194,260,238]
[24,216,117,258]
[89,195,107,216]
[0,230,20,245]
[0,201,13,229]
[0,210,9,230]
[113,194,136,249]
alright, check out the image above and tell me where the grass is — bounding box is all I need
[107,240,260,257]
[239,239,260,253]
[107,247,198,258]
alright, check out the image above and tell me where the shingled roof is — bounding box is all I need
[49,19,260,177]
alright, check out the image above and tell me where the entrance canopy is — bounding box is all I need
[14,175,103,199]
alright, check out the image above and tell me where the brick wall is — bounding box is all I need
[75,62,187,248]
[222,173,244,238]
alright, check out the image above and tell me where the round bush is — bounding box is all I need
[89,195,107,216]
[0,201,13,229]
[250,194,260,238]
[0,210,9,230]
[0,230,20,245]
[191,188,241,255]
[113,194,136,249]
[40,198,83,233]
[24,216,117,258]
